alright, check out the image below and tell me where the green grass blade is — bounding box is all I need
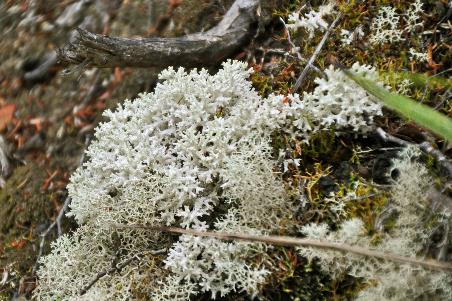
[383,71,452,90]
[343,69,452,141]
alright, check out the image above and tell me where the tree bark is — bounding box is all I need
[58,0,261,68]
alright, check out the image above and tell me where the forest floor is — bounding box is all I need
[0,0,451,300]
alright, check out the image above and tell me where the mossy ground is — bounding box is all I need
[0,165,46,299]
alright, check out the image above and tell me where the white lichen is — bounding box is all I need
[340,25,364,46]
[302,62,383,134]
[397,78,414,95]
[369,1,425,45]
[409,48,429,62]
[404,0,424,32]
[369,6,403,45]
[287,3,335,39]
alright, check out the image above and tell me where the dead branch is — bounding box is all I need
[114,224,452,273]
[58,0,262,68]
[376,127,452,177]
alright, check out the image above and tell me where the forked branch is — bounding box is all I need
[58,0,262,68]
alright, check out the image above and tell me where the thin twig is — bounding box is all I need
[279,17,303,61]
[79,248,166,295]
[376,127,411,146]
[79,254,135,295]
[114,224,452,273]
[56,197,71,237]
[376,127,452,176]
[32,197,71,275]
[419,141,452,176]
[292,12,342,92]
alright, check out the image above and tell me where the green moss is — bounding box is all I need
[301,131,340,162]
[263,248,366,301]
[344,180,389,235]
[263,249,332,301]
[0,164,56,299]
[272,0,303,19]
[250,71,274,97]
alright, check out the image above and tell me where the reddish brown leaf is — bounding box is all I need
[114,67,122,83]
[0,103,16,131]
[10,239,27,250]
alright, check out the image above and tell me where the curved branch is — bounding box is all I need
[58,0,261,68]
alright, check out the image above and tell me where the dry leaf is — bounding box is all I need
[0,104,16,131]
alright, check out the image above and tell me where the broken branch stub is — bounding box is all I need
[58,0,262,68]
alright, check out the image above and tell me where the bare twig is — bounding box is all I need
[32,197,71,275]
[376,127,412,146]
[79,253,134,295]
[114,224,452,272]
[278,17,325,78]
[419,141,452,176]
[0,135,11,178]
[56,197,71,237]
[292,12,342,92]
[376,127,452,177]
[279,17,303,61]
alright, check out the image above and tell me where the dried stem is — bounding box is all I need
[32,197,71,275]
[114,224,452,273]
